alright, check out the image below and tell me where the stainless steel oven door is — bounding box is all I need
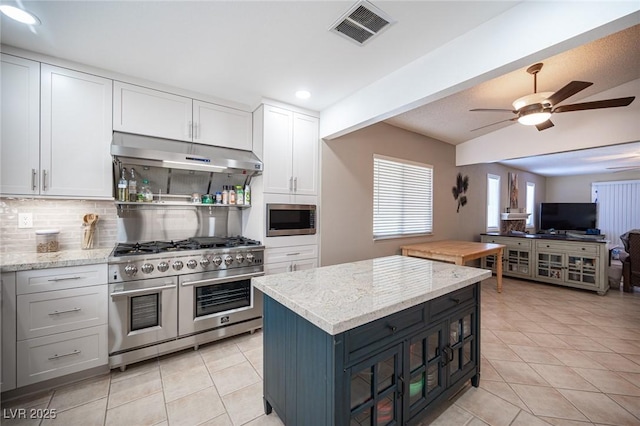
[178,267,264,336]
[108,276,178,354]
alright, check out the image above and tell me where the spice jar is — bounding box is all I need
[36,229,60,253]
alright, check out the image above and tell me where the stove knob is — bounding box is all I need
[141,263,154,274]
[224,255,233,266]
[124,264,138,277]
[212,256,222,267]
[173,260,184,271]
[200,257,211,268]
[235,253,245,264]
[245,253,255,263]
[186,259,198,269]
[157,261,169,272]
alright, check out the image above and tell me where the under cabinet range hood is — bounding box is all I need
[111,132,263,175]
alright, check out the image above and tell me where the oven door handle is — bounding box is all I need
[110,284,176,298]
[181,272,264,287]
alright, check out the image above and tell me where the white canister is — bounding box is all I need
[36,229,60,253]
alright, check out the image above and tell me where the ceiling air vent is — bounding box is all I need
[330,1,395,45]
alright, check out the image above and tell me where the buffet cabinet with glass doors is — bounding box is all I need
[262,283,480,425]
[480,234,609,295]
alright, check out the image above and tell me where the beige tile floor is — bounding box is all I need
[2,277,640,426]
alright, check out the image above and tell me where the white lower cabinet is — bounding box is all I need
[264,244,318,274]
[1,272,17,392]
[12,264,108,388]
[17,325,107,387]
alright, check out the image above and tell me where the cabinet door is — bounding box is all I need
[0,54,40,195]
[566,253,599,287]
[1,272,17,392]
[348,342,403,426]
[113,81,192,142]
[535,250,564,282]
[291,113,319,195]
[505,248,531,277]
[406,323,446,420]
[41,65,113,197]
[262,105,293,194]
[193,100,252,150]
[446,306,478,385]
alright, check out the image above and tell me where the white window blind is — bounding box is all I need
[592,179,640,247]
[373,155,433,239]
[487,174,501,231]
[526,182,535,228]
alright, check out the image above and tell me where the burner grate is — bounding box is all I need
[113,236,261,256]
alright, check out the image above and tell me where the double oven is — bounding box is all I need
[108,237,264,370]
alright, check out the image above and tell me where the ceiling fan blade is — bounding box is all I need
[606,165,640,170]
[535,120,554,131]
[470,108,515,113]
[470,117,518,131]
[553,96,635,113]
[546,81,593,106]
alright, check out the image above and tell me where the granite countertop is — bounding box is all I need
[252,255,491,335]
[0,248,113,272]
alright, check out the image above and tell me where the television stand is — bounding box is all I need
[481,233,610,295]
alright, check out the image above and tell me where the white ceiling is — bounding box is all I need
[2,1,639,177]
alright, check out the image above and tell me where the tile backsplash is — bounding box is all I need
[0,197,117,254]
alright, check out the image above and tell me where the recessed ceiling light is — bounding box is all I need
[0,5,41,25]
[295,90,311,100]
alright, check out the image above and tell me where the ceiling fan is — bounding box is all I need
[470,62,636,131]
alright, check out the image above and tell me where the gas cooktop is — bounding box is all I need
[112,236,262,257]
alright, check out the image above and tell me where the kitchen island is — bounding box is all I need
[252,255,491,426]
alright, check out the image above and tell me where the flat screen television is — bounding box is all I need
[539,202,597,232]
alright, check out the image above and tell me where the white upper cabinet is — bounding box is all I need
[259,105,319,196]
[193,100,252,150]
[292,113,319,196]
[1,54,40,195]
[1,57,113,198]
[113,81,192,142]
[114,81,252,150]
[41,65,113,197]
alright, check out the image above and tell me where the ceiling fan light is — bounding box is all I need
[518,111,552,126]
[512,92,554,110]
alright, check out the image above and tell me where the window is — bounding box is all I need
[526,182,535,228]
[487,174,501,231]
[373,155,433,239]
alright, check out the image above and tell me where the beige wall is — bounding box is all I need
[319,122,548,266]
[545,170,640,202]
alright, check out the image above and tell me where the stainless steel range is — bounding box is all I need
[108,236,264,371]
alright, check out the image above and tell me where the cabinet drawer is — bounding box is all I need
[17,285,107,340]
[16,325,108,387]
[482,236,531,249]
[345,305,425,363]
[265,245,318,264]
[535,241,598,255]
[17,264,108,294]
[430,285,475,319]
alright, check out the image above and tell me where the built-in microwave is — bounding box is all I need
[266,204,316,237]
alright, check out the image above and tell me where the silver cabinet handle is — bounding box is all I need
[194,122,199,139]
[188,121,193,139]
[294,177,298,192]
[32,169,38,191]
[42,170,48,191]
[48,307,81,315]
[47,276,83,282]
[48,349,81,360]
[286,252,301,256]
[181,272,264,287]
[289,177,293,191]
[110,284,176,298]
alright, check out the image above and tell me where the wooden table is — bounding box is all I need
[401,240,506,292]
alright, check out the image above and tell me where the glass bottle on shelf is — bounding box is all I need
[117,167,128,202]
[128,168,137,202]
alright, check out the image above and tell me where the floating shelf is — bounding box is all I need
[114,201,250,208]
[500,213,531,220]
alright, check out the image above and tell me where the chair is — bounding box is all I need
[622,230,640,292]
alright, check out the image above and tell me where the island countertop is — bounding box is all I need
[252,255,491,335]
